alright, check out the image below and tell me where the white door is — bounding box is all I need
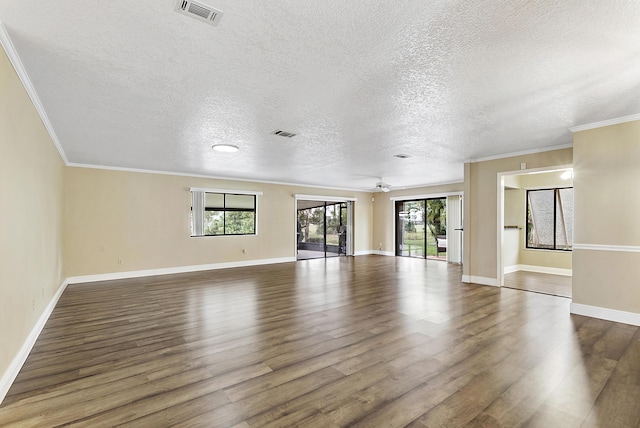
[446,195,463,263]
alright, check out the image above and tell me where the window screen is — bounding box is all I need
[191,191,256,236]
[526,188,573,250]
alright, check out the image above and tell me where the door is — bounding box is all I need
[297,200,353,260]
[396,200,426,258]
[425,198,447,260]
[395,197,450,261]
[325,203,341,257]
[447,195,462,263]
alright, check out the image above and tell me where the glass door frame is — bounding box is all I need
[393,193,459,261]
[294,195,355,260]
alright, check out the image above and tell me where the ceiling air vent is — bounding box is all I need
[271,129,297,138]
[175,0,223,26]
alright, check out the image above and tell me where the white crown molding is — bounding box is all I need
[66,257,296,285]
[573,243,640,253]
[388,180,465,192]
[465,143,573,164]
[461,275,499,287]
[0,23,68,164]
[66,162,372,193]
[569,113,640,133]
[0,278,69,405]
[571,303,640,327]
[68,162,463,195]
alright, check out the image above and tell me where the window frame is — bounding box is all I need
[190,188,262,237]
[525,187,573,251]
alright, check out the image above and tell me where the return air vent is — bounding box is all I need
[271,129,297,138]
[175,0,223,26]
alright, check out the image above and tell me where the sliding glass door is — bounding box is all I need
[396,197,447,260]
[297,201,350,260]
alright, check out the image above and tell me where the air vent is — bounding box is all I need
[175,0,223,26]
[271,129,297,138]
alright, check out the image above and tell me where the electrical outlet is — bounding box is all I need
[117,258,122,265]
[520,162,526,170]
[242,249,246,254]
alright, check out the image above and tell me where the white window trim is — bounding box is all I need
[390,191,463,202]
[191,188,260,236]
[190,187,263,196]
[294,194,357,202]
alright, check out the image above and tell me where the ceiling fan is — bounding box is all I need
[372,178,391,193]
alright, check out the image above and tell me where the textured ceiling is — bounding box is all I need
[1,1,639,191]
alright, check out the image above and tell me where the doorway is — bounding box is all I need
[296,199,352,260]
[498,167,573,296]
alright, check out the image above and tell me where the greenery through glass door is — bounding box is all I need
[397,198,447,258]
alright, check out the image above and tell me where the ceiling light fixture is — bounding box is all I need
[212,144,239,153]
[394,154,411,159]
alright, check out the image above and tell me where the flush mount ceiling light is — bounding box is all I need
[212,144,239,153]
[394,153,412,159]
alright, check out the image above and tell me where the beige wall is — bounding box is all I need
[0,47,65,381]
[371,183,464,255]
[463,148,573,281]
[517,169,571,189]
[64,167,373,276]
[572,120,640,313]
[503,188,523,268]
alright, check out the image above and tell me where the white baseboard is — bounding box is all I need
[67,257,296,285]
[505,264,572,276]
[373,250,395,256]
[504,265,519,274]
[0,278,69,405]
[462,275,499,287]
[354,250,375,256]
[570,303,640,327]
[354,250,394,256]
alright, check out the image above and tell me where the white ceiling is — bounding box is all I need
[1,1,640,191]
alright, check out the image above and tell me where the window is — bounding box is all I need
[191,189,258,236]
[526,187,573,250]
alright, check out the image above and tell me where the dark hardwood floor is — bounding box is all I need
[1,256,639,427]
[504,270,572,298]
